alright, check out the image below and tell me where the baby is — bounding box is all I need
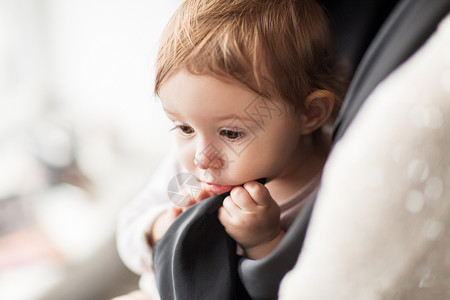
[116,0,346,298]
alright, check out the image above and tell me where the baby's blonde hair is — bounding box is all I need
[155,0,346,116]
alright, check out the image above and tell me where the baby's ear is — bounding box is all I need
[300,90,335,135]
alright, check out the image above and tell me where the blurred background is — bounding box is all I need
[0,0,181,299]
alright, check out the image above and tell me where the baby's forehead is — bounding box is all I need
[161,71,294,117]
[162,70,284,101]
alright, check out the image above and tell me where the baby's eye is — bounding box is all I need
[220,129,245,141]
[177,125,195,136]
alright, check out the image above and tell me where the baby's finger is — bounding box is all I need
[222,195,243,216]
[218,205,231,224]
[243,181,271,206]
[177,189,210,207]
[194,189,214,203]
[229,186,258,211]
[169,205,183,220]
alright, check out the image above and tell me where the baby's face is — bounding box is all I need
[160,70,306,194]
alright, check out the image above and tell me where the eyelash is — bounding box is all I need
[171,125,246,141]
[171,125,194,136]
[219,129,246,141]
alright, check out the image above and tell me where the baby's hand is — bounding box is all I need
[173,188,215,214]
[218,181,284,259]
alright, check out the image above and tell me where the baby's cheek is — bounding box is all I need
[227,159,270,183]
[177,140,196,171]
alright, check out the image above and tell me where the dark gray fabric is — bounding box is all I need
[152,192,250,300]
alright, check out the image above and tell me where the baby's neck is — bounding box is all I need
[266,134,330,205]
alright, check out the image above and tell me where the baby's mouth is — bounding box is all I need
[201,181,236,195]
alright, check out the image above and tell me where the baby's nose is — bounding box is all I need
[194,144,224,170]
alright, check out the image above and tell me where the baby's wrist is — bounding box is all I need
[243,230,285,260]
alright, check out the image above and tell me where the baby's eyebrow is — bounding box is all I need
[215,114,257,124]
[162,107,179,117]
[162,107,259,126]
